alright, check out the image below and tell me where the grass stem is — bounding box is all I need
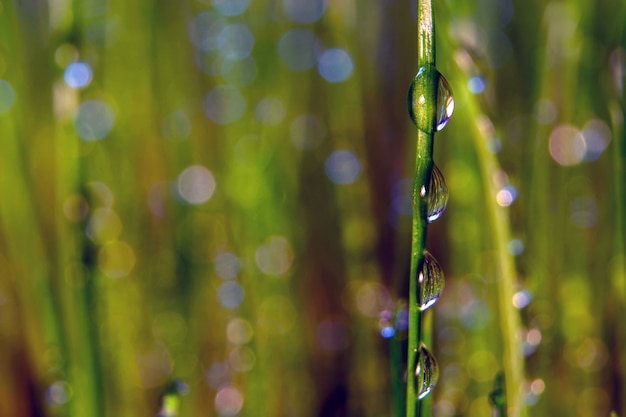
[407,1,437,417]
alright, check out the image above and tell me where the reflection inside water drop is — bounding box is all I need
[425,164,449,223]
[415,343,439,400]
[418,250,444,311]
[408,65,454,133]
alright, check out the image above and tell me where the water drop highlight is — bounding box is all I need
[424,164,448,223]
[414,343,439,400]
[408,65,454,133]
[418,250,444,311]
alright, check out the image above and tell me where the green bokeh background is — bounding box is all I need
[0,0,624,416]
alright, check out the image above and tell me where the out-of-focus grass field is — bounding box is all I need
[0,0,624,416]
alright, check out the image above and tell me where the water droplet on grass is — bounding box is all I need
[418,250,444,311]
[489,372,507,414]
[414,344,439,399]
[408,65,454,133]
[425,164,449,223]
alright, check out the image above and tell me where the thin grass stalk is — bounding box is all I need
[449,81,525,417]
[609,100,626,417]
[407,1,436,417]
[474,131,525,417]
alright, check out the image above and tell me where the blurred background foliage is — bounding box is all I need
[0,0,624,416]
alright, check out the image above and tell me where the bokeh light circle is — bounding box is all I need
[188,11,226,51]
[318,48,354,83]
[278,29,319,71]
[73,100,115,141]
[226,318,254,345]
[217,281,245,309]
[282,0,327,24]
[98,241,136,278]
[290,114,325,150]
[549,124,585,166]
[212,0,250,16]
[0,79,16,114]
[325,150,361,184]
[64,62,93,89]
[214,252,241,280]
[256,98,286,125]
[255,236,294,276]
[218,23,255,60]
[214,386,244,416]
[205,85,246,124]
[177,165,216,205]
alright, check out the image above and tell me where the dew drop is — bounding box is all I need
[489,372,507,412]
[408,65,454,133]
[418,250,444,311]
[414,343,439,400]
[425,164,449,223]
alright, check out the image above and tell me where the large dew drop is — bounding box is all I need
[408,65,454,133]
[421,164,448,223]
[418,250,444,311]
[414,343,439,400]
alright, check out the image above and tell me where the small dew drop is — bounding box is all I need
[425,165,449,223]
[418,250,445,311]
[408,65,454,133]
[414,344,439,400]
